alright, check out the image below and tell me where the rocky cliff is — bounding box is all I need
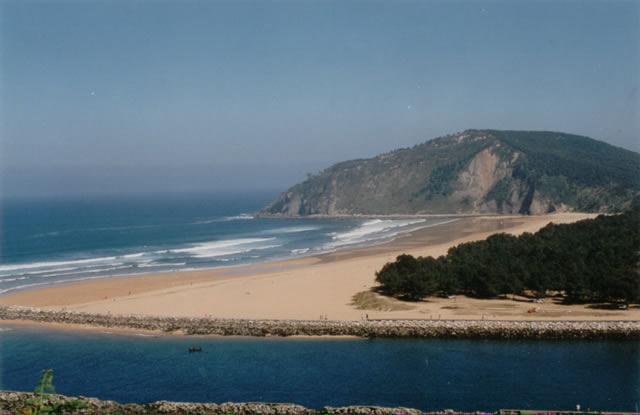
[263,130,640,216]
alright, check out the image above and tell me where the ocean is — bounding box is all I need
[1,325,638,411]
[0,192,449,295]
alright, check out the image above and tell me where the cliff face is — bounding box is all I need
[263,130,640,216]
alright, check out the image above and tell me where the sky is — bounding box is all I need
[1,0,639,197]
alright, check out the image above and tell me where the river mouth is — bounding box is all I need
[1,324,638,412]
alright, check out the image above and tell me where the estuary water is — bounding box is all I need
[0,192,449,294]
[1,326,638,411]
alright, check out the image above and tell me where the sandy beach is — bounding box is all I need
[2,212,638,322]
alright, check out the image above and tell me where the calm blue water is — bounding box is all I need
[0,326,638,411]
[0,193,446,294]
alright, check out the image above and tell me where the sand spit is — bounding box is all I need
[3,213,625,323]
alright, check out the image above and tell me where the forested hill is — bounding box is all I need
[262,130,640,216]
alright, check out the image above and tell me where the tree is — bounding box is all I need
[375,207,640,305]
[375,254,436,300]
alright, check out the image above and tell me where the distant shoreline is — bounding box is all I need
[0,215,459,298]
[254,212,530,219]
[4,212,634,325]
[0,213,462,298]
[0,212,593,299]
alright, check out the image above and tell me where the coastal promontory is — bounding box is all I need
[262,130,640,216]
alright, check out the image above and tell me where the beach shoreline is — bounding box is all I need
[2,212,637,328]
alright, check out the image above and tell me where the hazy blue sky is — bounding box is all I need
[1,0,638,197]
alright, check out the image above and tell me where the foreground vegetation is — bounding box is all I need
[18,369,87,415]
[376,208,640,304]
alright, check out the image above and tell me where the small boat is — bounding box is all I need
[188,346,202,353]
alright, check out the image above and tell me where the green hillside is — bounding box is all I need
[263,130,640,215]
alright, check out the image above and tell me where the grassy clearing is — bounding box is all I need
[351,291,414,312]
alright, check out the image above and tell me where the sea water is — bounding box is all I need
[0,192,449,294]
[0,326,638,411]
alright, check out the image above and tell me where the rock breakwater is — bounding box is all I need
[0,391,636,414]
[1,306,638,339]
[0,391,467,414]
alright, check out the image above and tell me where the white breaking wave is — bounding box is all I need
[0,276,28,283]
[122,252,145,259]
[169,238,279,258]
[13,266,81,276]
[290,248,310,255]
[36,265,131,278]
[31,231,61,238]
[0,250,160,280]
[325,219,427,249]
[0,274,116,295]
[188,244,282,259]
[224,214,255,221]
[0,256,118,273]
[268,226,321,234]
[138,262,186,268]
[192,213,255,224]
[322,218,458,250]
[191,219,219,225]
